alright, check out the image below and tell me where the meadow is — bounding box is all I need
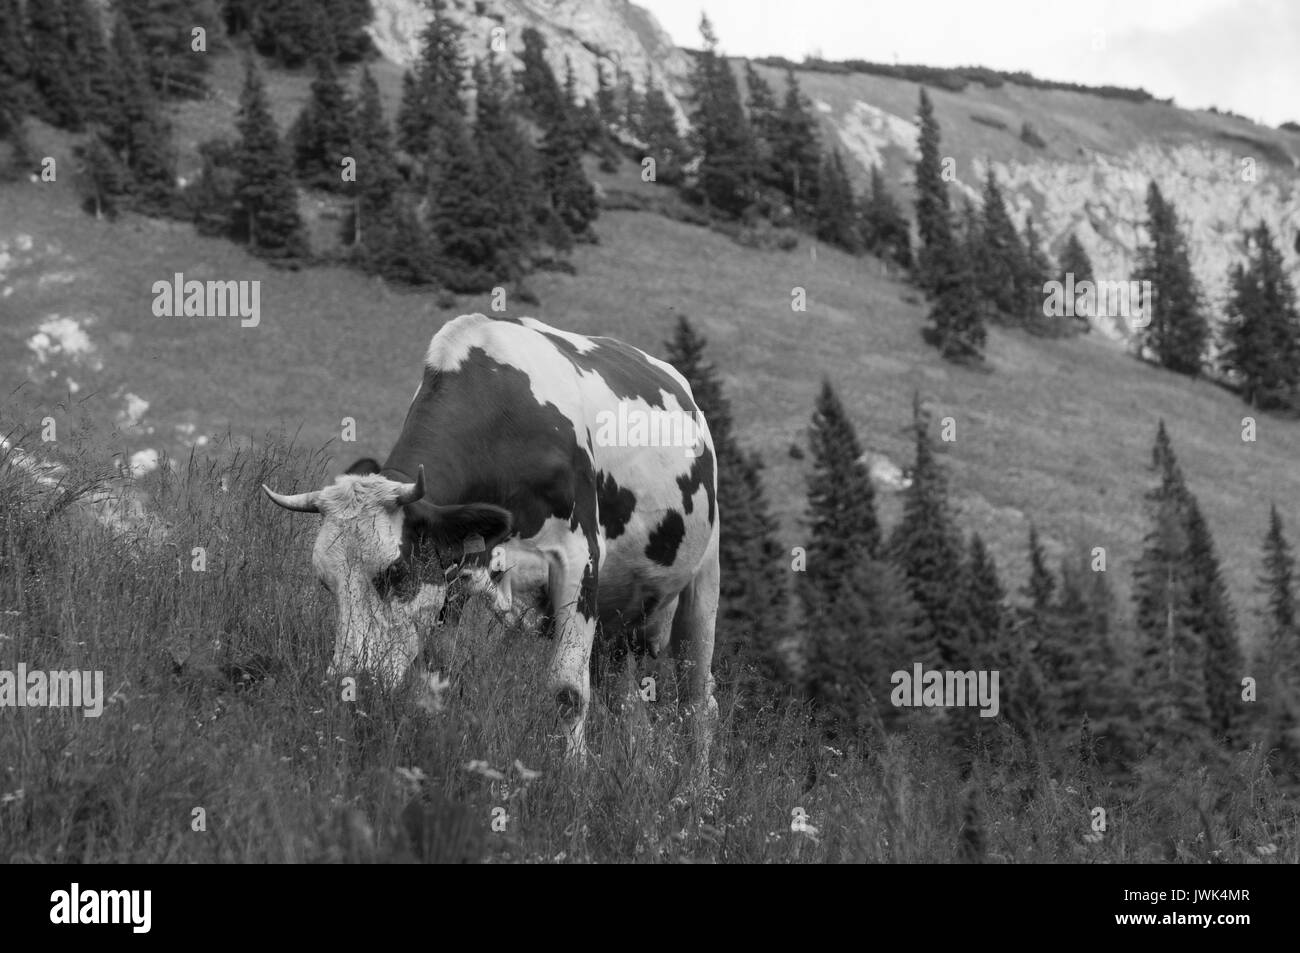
[0,421,1295,863]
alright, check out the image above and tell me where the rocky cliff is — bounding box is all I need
[369,0,1300,340]
[369,0,693,126]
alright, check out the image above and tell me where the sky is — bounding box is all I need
[637,0,1300,128]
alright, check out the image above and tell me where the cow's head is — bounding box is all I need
[263,460,512,688]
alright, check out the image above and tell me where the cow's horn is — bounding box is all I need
[394,465,426,507]
[262,484,322,513]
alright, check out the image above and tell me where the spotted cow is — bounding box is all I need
[263,314,720,760]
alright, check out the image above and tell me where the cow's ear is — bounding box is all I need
[345,457,382,476]
[408,500,512,549]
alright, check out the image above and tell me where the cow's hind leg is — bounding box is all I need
[545,537,599,762]
[669,544,720,777]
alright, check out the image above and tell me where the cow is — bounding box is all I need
[263,313,720,762]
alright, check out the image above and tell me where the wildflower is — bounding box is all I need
[415,670,451,714]
[395,766,427,785]
[464,760,506,781]
[513,759,542,782]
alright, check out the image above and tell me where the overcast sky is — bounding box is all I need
[638,0,1300,128]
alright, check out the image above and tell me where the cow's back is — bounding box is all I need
[385,314,718,622]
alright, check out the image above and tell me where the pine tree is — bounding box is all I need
[1020,524,1060,729]
[328,0,375,63]
[890,394,967,668]
[742,60,780,192]
[1257,504,1300,787]
[688,14,758,218]
[914,87,954,293]
[471,52,541,274]
[807,555,923,735]
[803,381,922,732]
[640,73,686,185]
[1134,181,1209,375]
[861,164,912,269]
[186,136,239,237]
[0,0,31,101]
[590,63,621,171]
[427,111,500,291]
[1261,504,1296,638]
[1220,220,1300,411]
[803,379,881,600]
[1131,420,1211,754]
[396,1,468,164]
[27,0,81,128]
[0,70,32,181]
[772,67,820,221]
[344,65,401,247]
[1051,547,1091,719]
[617,68,643,140]
[814,149,860,253]
[367,204,437,285]
[233,59,307,261]
[248,0,322,69]
[1004,610,1050,742]
[1056,545,1139,769]
[955,533,1011,750]
[595,61,619,130]
[74,130,128,219]
[108,14,177,215]
[977,168,1026,323]
[573,90,605,157]
[924,199,984,362]
[1059,231,1094,332]
[290,35,355,192]
[220,0,255,36]
[118,0,210,99]
[1059,231,1094,285]
[1021,525,1083,742]
[561,55,585,137]
[540,106,598,244]
[396,69,426,156]
[1185,496,1244,743]
[664,317,789,692]
[962,534,1009,671]
[1020,215,1055,329]
[1025,524,1056,610]
[516,26,565,127]
[64,0,116,128]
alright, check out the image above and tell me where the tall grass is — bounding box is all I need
[0,428,1295,862]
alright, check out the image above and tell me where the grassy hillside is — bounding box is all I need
[4,124,1298,657]
[0,434,1291,863]
[4,47,1300,864]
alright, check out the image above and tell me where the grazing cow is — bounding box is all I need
[263,314,720,760]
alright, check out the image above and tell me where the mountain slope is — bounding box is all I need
[765,60,1300,340]
[366,0,1300,340]
[4,144,1297,652]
